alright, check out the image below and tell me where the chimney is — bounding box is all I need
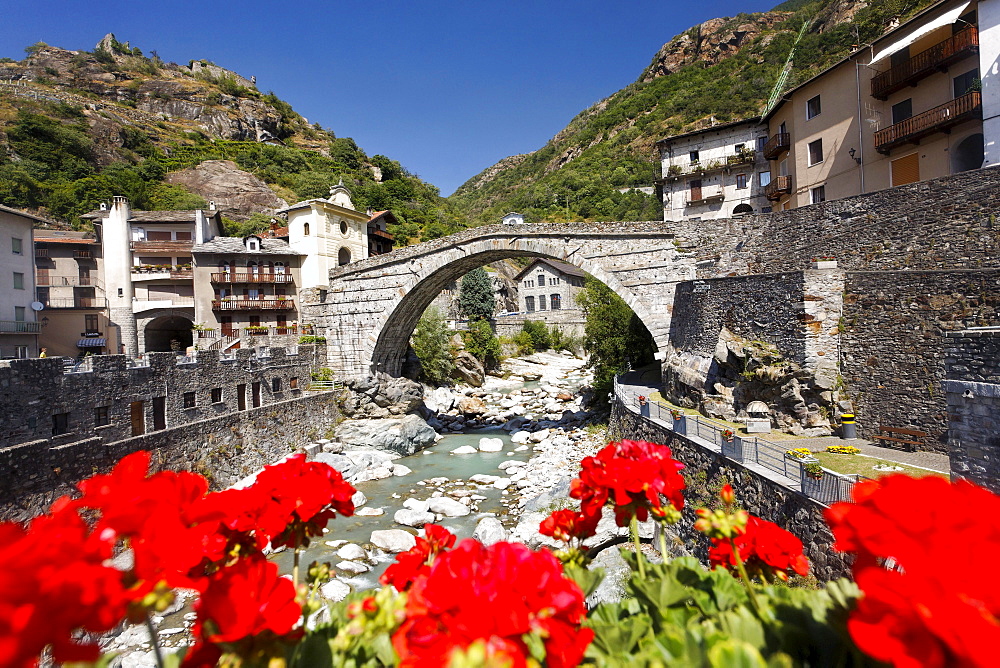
[99,202,108,211]
[209,200,216,210]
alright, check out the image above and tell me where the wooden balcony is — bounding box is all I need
[874,91,982,154]
[34,247,49,259]
[369,228,395,241]
[763,132,790,160]
[686,186,725,205]
[726,150,756,166]
[73,249,94,260]
[130,240,194,253]
[211,272,294,284]
[212,298,295,311]
[871,26,979,100]
[764,175,792,201]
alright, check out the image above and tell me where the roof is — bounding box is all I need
[191,237,304,256]
[276,198,367,218]
[0,204,62,225]
[514,258,587,281]
[267,226,290,238]
[655,117,764,146]
[80,209,223,222]
[762,0,960,121]
[35,234,98,245]
[367,210,399,225]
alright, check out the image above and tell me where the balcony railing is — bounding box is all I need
[764,175,792,201]
[41,298,108,309]
[763,132,790,160]
[0,320,41,333]
[211,272,295,284]
[34,248,49,259]
[369,228,395,241]
[871,26,979,100]
[874,91,982,154]
[685,186,726,205]
[129,240,194,253]
[34,274,100,288]
[198,325,299,338]
[73,249,95,260]
[212,298,295,311]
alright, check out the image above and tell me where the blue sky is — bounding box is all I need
[2,1,777,195]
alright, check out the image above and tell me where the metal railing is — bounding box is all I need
[762,132,790,160]
[871,26,979,100]
[613,377,858,505]
[210,272,295,284]
[35,274,102,288]
[212,299,295,311]
[0,320,41,333]
[874,91,982,153]
[41,298,108,309]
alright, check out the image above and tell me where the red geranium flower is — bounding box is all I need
[708,515,809,581]
[381,524,457,592]
[539,508,600,544]
[569,439,685,526]
[393,540,592,668]
[826,475,1000,667]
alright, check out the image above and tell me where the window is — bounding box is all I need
[11,238,22,255]
[12,272,23,290]
[811,186,826,204]
[174,231,192,241]
[736,174,748,189]
[85,314,98,332]
[539,295,547,310]
[14,306,25,322]
[891,99,912,125]
[272,378,282,392]
[289,377,298,390]
[14,346,27,359]
[183,392,197,409]
[52,412,70,436]
[890,45,910,68]
[808,139,824,166]
[549,277,559,286]
[891,152,920,186]
[806,95,821,120]
[537,273,545,287]
[756,136,768,151]
[551,294,562,310]
[759,171,772,187]
[94,406,110,427]
[954,68,980,97]
[525,296,535,312]
[689,150,700,164]
[340,221,348,235]
[303,222,310,236]
[778,159,789,177]
[734,143,745,153]
[211,387,223,403]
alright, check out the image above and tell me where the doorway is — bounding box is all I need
[130,401,145,436]
[152,396,166,431]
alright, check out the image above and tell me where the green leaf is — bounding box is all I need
[563,563,605,598]
[707,639,769,668]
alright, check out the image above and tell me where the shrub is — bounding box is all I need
[299,335,327,344]
[461,318,501,370]
[411,307,454,386]
[521,319,551,351]
[458,267,495,321]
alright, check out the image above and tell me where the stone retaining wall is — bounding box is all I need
[0,391,342,523]
[609,401,851,582]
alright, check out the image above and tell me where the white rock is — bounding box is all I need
[370,529,417,553]
[325,539,348,549]
[473,516,508,545]
[515,444,529,452]
[498,460,524,471]
[470,474,500,484]
[493,478,511,490]
[157,628,184,636]
[337,560,371,574]
[320,580,352,602]
[394,508,436,527]
[511,430,532,444]
[393,464,413,477]
[451,445,478,455]
[351,491,368,507]
[337,543,368,561]
[355,507,384,516]
[529,430,550,443]
[403,498,430,512]
[478,437,504,452]
[428,497,472,517]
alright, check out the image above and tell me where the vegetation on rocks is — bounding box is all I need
[410,307,454,386]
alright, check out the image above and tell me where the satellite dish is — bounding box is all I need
[30,301,45,311]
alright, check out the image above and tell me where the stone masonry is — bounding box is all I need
[944,328,1000,492]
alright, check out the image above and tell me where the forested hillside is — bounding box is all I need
[0,35,464,241]
[449,0,939,226]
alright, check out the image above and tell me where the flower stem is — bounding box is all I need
[293,548,301,589]
[657,524,670,561]
[728,536,763,617]
[145,613,165,668]
[630,517,646,578]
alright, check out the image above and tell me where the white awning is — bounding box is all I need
[869,1,972,65]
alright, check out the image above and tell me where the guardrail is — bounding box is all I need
[613,377,858,505]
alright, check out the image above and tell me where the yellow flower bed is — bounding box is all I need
[826,445,861,455]
[785,448,813,459]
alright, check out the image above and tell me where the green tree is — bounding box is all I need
[458,267,495,321]
[411,307,454,386]
[576,276,655,398]
[462,319,502,371]
[521,320,551,351]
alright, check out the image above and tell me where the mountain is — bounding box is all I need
[0,34,464,241]
[448,0,939,226]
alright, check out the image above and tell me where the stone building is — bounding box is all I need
[191,235,304,349]
[761,0,992,209]
[0,205,40,359]
[33,229,119,357]
[278,183,372,289]
[657,118,772,220]
[514,259,585,315]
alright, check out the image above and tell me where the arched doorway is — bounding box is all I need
[145,315,194,353]
[338,247,352,265]
[952,133,984,173]
[733,203,754,215]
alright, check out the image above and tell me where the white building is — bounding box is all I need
[657,118,772,221]
[278,183,372,289]
[501,212,525,225]
[0,205,40,359]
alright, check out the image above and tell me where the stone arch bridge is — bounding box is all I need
[300,223,700,378]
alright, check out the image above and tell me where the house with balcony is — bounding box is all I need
[367,210,397,256]
[191,235,304,351]
[33,230,119,357]
[762,0,991,210]
[82,197,223,356]
[0,205,40,359]
[656,118,772,221]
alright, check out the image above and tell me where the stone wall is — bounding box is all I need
[0,346,322,450]
[0,391,342,522]
[493,310,586,339]
[840,270,1000,448]
[609,401,850,582]
[943,328,1000,492]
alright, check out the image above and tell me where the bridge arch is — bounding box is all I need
[310,224,689,378]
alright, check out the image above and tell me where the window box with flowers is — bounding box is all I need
[721,429,735,443]
[804,462,825,480]
[637,395,650,417]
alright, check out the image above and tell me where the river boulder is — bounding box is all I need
[370,529,417,553]
[334,414,437,456]
[394,508,435,528]
[428,497,471,517]
[453,351,485,387]
[473,517,507,545]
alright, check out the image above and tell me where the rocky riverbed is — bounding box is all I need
[101,351,633,665]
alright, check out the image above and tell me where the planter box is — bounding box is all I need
[639,403,650,418]
[674,414,687,436]
[745,418,771,433]
[810,260,838,269]
[722,435,744,462]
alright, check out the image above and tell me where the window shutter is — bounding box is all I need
[891,153,920,186]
